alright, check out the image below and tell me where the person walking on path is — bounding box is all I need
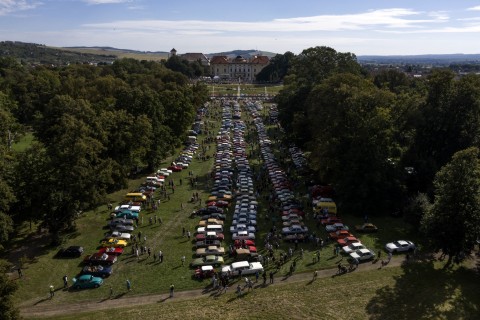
[170,284,174,298]
[126,279,131,291]
[269,271,274,284]
[49,285,55,299]
[313,270,318,280]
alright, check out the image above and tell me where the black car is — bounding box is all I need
[57,246,84,258]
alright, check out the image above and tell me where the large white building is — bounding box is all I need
[210,55,270,82]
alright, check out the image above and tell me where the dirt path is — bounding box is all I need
[19,256,406,318]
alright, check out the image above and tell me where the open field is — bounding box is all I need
[55,47,168,61]
[23,259,480,320]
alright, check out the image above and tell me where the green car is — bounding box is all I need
[190,254,224,268]
[72,274,104,289]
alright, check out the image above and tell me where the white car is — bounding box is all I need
[104,231,131,241]
[221,261,263,276]
[342,242,365,254]
[385,240,415,253]
[349,248,375,261]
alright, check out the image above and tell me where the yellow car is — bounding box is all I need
[101,239,128,248]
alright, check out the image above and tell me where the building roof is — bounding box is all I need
[250,55,270,64]
[210,56,229,64]
[181,52,209,63]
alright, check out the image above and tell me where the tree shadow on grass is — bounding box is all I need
[366,258,480,320]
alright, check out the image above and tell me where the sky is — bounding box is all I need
[1,0,480,55]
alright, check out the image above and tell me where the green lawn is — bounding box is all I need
[210,83,282,97]
[30,261,480,320]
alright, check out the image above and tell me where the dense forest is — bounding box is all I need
[274,46,480,264]
[0,57,209,250]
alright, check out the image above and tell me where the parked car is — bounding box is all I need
[112,224,135,233]
[100,238,128,248]
[190,255,224,268]
[337,236,360,247]
[80,265,113,278]
[349,248,375,261]
[195,239,222,248]
[56,246,84,258]
[84,253,117,266]
[193,265,216,279]
[104,231,131,241]
[72,274,103,289]
[282,225,308,235]
[201,213,226,221]
[329,230,353,240]
[325,223,349,233]
[354,223,378,233]
[97,247,124,256]
[195,246,226,257]
[221,261,264,276]
[195,232,224,241]
[342,242,366,254]
[230,224,256,234]
[385,240,415,253]
[232,230,255,240]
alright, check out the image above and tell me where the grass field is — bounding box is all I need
[29,260,480,320]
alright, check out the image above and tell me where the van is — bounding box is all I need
[124,193,147,202]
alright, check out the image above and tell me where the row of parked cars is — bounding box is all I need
[191,101,264,278]
[247,102,309,242]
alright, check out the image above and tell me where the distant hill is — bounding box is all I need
[64,46,169,61]
[358,54,480,65]
[206,50,278,59]
[0,41,117,65]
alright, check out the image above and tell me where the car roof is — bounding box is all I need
[231,261,250,268]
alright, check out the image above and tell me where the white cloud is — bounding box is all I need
[83,0,131,4]
[83,8,447,33]
[0,0,41,16]
[467,5,480,11]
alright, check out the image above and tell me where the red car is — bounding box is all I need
[98,247,124,256]
[321,216,342,225]
[195,232,225,241]
[168,165,182,172]
[234,239,255,248]
[84,253,117,266]
[329,230,353,240]
[337,236,360,247]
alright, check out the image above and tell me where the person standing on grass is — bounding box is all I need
[109,285,113,298]
[63,275,68,288]
[170,284,174,298]
[49,285,55,298]
[126,279,131,291]
[181,255,185,266]
[269,271,274,284]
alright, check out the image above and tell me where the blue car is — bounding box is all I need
[80,265,113,278]
[116,210,139,219]
[72,274,103,289]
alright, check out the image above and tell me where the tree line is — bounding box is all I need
[274,46,480,264]
[0,57,209,248]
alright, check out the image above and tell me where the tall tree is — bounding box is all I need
[421,147,480,265]
[306,73,401,214]
[0,260,19,320]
